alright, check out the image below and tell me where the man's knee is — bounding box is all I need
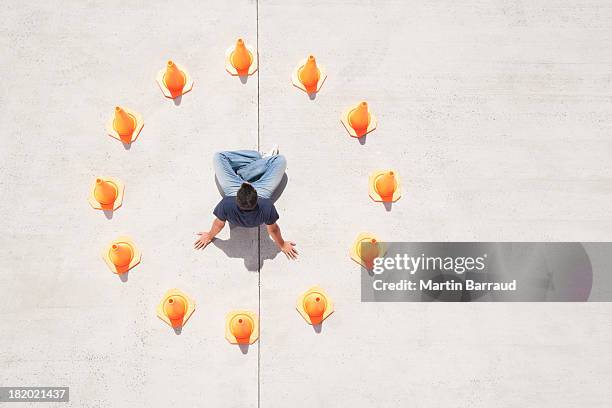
[272,154,287,171]
[212,151,226,167]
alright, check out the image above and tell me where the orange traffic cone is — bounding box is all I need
[230,314,254,344]
[341,101,377,138]
[369,170,401,202]
[299,56,320,93]
[89,177,124,211]
[375,171,397,200]
[225,310,259,345]
[349,102,370,135]
[94,178,117,205]
[164,60,186,97]
[225,38,258,77]
[102,236,141,274]
[109,242,133,270]
[296,286,334,325]
[231,39,252,74]
[112,107,136,141]
[350,232,386,269]
[106,106,143,144]
[359,238,380,270]
[292,55,327,94]
[303,292,327,325]
[156,289,196,330]
[164,295,187,328]
[156,60,194,99]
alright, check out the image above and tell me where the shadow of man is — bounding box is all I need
[212,225,282,271]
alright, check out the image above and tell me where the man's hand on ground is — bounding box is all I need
[280,241,298,260]
[194,231,213,250]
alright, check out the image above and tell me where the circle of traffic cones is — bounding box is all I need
[369,169,401,202]
[340,101,377,138]
[156,289,196,330]
[88,177,125,211]
[296,286,334,325]
[155,60,194,99]
[102,236,141,274]
[106,106,144,144]
[225,310,259,345]
[225,38,258,77]
[349,232,387,270]
[292,55,326,95]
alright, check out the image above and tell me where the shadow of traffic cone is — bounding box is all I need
[102,236,141,274]
[106,106,144,144]
[349,232,387,269]
[296,286,334,325]
[89,177,124,211]
[225,310,259,345]
[156,289,196,331]
[369,170,401,202]
[340,101,377,138]
[292,55,327,95]
[156,60,194,99]
[226,38,258,77]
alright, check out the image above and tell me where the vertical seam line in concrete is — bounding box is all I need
[256,1,261,408]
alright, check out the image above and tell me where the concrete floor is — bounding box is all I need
[2,1,612,407]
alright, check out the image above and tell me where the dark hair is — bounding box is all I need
[236,183,258,210]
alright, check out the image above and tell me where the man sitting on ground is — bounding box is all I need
[194,148,298,259]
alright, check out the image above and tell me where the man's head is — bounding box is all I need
[236,183,258,210]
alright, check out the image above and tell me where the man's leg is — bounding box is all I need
[213,150,261,196]
[249,155,287,199]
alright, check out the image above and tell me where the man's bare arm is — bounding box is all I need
[267,223,298,259]
[194,218,226,250]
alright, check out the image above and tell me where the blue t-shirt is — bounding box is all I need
[213,196,279,228]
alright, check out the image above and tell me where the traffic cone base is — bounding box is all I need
[340,105,377,138]
[349,232,387,269]
[155,62,194,99]
[369,169,401,202]
[296,286,334,325]
[105,106,144,144]
[225,310,259,345]
[101,236,141,274]
[156,289,196,329]
[88,177,125,211]
[225,42,258,76]
[291,58,327,94]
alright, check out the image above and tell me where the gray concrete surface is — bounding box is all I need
[2,0,612,407]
